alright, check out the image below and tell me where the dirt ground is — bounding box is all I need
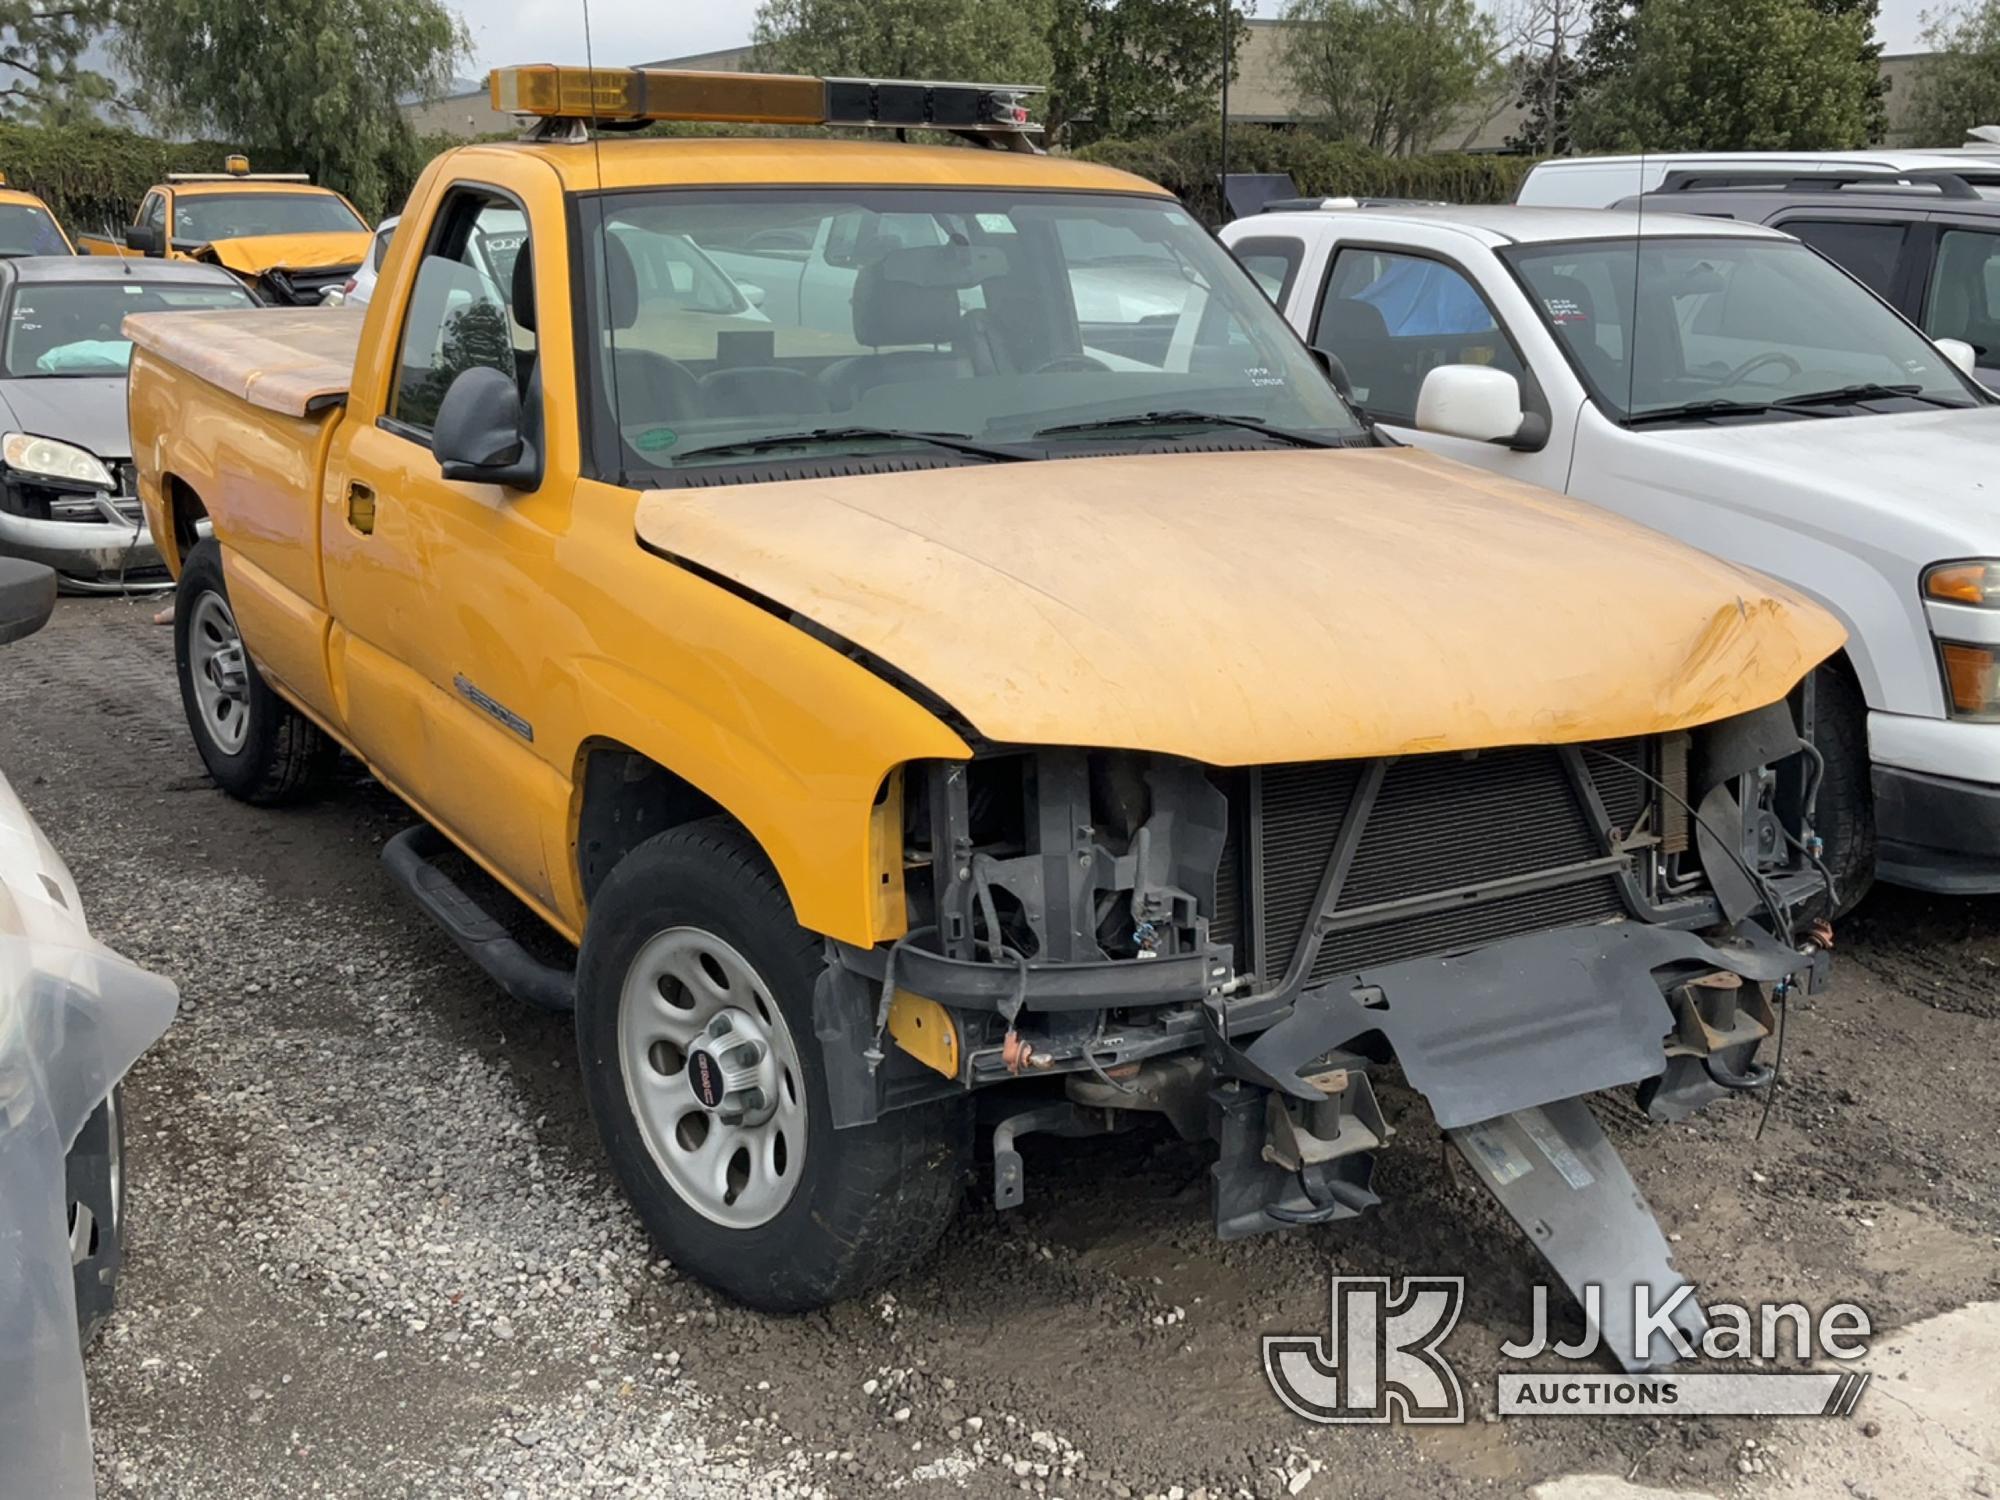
[4,595,1997,1500]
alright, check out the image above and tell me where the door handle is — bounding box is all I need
[346,482,377,535]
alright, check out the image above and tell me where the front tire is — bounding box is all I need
[174,539,335,804]
[67,1090,124,1345]
[576,819,969,1311]
[1809,662,1875,916]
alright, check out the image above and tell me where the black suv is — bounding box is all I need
[1623,168,2000,387]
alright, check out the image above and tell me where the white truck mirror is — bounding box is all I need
[1416,365,1534,445]
[1936,337,1978,376]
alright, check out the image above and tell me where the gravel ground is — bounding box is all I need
[2,595,1997,1500]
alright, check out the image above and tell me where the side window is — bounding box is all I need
[1925,228,2000,356]
[389,192,536,435]
[141,193,167,232]
[1229,235,1304,306]
[1314,248,1525,424]
[1783,219,1907,300]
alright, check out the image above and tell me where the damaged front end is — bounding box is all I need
[817,691,1833,1371]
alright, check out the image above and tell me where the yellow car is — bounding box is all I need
[78,156,370,305]
[123,66,1844,1370]
[0,173,76,255]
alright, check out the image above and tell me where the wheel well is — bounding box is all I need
[164,475,207,570]
[574,742,725,903]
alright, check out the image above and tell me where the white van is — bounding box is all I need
[1515,150,1996,208]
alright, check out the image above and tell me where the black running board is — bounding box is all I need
[381,825,575,1012]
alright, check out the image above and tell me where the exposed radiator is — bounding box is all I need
[1210,739,1657,984]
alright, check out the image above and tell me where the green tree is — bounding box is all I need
[1,1,119,122]
[1906,1,2000,147]
[112,0,468,220]
[1278,0,1501,156]
[750,0,1053,91]
[1046,0,1250,147]
[1504,0,1588,154]
[1571,0,1876,151]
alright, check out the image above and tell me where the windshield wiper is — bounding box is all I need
[671,426,1029,464]
[1623,398,1815,427]
[1768,383,1973,411]
[1032,409,1340,448]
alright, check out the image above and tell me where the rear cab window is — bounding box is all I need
[1778,218,1910,300]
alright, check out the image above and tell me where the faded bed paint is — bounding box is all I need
[637,446,1846,766]
[126,306,361,418]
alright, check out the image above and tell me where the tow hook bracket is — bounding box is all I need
[990,1103,1120,1211]
[1449,1097,1708,1372]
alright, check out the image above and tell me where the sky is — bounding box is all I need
[450,0,1938,76]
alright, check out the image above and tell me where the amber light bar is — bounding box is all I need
[490,64,1042,134]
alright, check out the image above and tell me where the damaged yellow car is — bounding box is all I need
[124,66,1845,1371]
[79,156,370,305]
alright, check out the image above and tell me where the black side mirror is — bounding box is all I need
[433,365,541,489]
[0,558,58,645]
[125,224,163,256]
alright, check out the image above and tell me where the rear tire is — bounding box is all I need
[1809,662,1875,916]
[575,818,969,1311]
[174,539,335,804]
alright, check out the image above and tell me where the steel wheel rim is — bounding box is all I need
[618,927,808,1229]
[188,591,249,754]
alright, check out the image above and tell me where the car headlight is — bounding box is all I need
[1924,560,2000,607]
[1,431,113,489]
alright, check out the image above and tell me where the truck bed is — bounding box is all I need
[122,307,362,419]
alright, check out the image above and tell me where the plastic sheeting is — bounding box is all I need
[0,838,176,1496]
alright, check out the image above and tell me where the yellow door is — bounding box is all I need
[319,169,577,915]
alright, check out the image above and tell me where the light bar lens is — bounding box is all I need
[489,65,1040,132]
[1924,559,2000,608]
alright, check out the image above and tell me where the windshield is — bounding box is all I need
[0,203,69,257]
[172,191,365,242]
[577,187,1362,475]
[1505,237,1981,421]
[3,279,257,376]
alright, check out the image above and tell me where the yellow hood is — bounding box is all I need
[635,447,1845,766]
[197,231,370,275]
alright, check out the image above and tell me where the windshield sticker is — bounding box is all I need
[974,213,1017,235]
[1244,365,1287,389]
[632,426,679,453]
[1544,296,1589,324]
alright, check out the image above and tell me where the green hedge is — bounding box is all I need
[0,123,269,238]
[1077,123,1537,223]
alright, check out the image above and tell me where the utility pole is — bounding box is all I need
[1219,0,1233,222]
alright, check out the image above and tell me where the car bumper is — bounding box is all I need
[0,506,183,594]
[1872,764,2000,893]
[1867,712,2000,891]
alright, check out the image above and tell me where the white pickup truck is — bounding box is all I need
[1224,204,2000,904]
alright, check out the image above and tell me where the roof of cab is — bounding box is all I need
[1250,203,1792,247]
[0,188,54,210]
[452,137,1172,196]
[169,179,349,199]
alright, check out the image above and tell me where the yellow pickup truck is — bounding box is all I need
[79,157,370,305]
[0,173,75,255]
[125,65,1845,1369]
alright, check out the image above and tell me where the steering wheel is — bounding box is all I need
[1033,353,1112,374]
[1717,351,1803,388]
